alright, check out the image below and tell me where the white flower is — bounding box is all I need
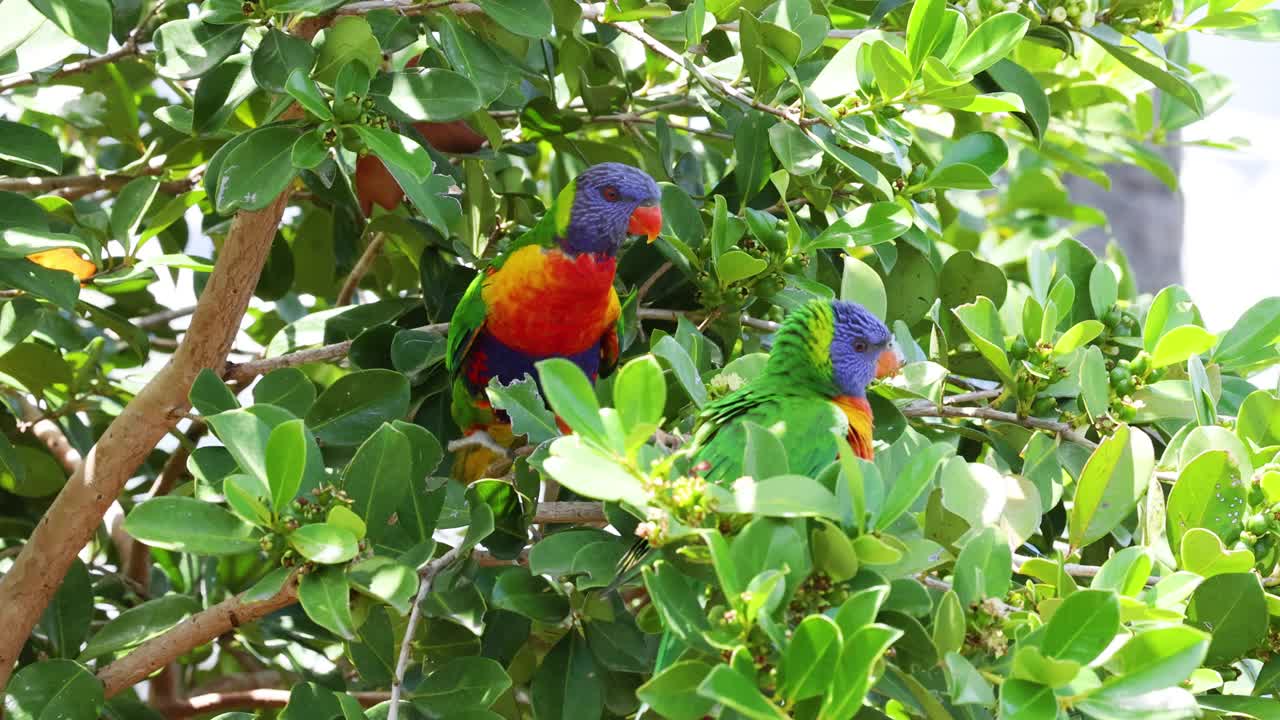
[1050,6,1068,21]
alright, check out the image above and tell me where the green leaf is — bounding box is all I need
[348,557,417,614]
[38,559,91,659]
[809,202,912,250]
[252,28,316,93]
[876,443,949,530]
[944,651,995,706]
[313,16,382,85]
[342,423,411,541]
[436,16,512,104]
[978,59,1049,143]
[214,125,301,213]
[952,12,1030,74]
[299,567,356,639]
[1101,626,1209,696]
[479,0,552,37]
[384,69,483,122]
[937,131,1009,177]
[254,368,317,417]
[190,368,239,416]
[644,561,711,650]
[953,296,1014,383]
[953,527,1011,605]
[154,20,246,80]
[0,120,62,174]
[1186,572,1267,665]
[1090,263,1119,320]
[413,657,511,713]
[1151,325,1218,368]
[289,523,359,564]
[1054,320,1105,354]
[78,594,200,661]
[29,0,110,53]
[1081,346,1111,424]
[768,122,823,176]
[206,407,279,492]
[717,249,768,287]
[110,177,161,247]
[906,0,946,71]
[780,614,841,701]
[840,256,887,321]
[306,369,411,446]
[543,435,647,508]
[697,665,787,719]
[923,163,993,190]
[1167,450,1246,561]
[819,624,903,720]
[352,126,433,184]
[999,680,1056,720]
[0,259,79,311]
[940,457,1041,546]
[613,355,666,448]
[530,632,603,720]
[285,69,333,120]
[1041,589,1119,664]
[742,420,789,481]
[1084,27,1204,117]
[2,660,103,720]
[124,497,259,556]
[1068,424,1154,548]
[536,358,606,443]
[490,566,569,623]
[224,473,272,526]
[486,377,558,445]
[1215,297,1280,370]
[870,40,912,98]
[637,662,716,720]
[722,475,842,519]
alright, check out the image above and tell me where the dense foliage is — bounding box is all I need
[2,0,1280,718]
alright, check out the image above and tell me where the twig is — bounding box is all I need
[0,169,195,196]
[943,388,1003,406]
[636,307,779,333]
[901,401,1099,449]
[222,322,449,384]
[135,306,197,330]
[336,233,388,306]
[0,190,293,693]
[389,543,471,720]
[1011,553,1158,587]
[157,689,389,719]
[606,20,810,127]
[0,2,163,94]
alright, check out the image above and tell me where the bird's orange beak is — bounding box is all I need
[876,344,903,379]
[628,204,662,242]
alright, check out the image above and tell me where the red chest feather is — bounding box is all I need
[482,245,619,356]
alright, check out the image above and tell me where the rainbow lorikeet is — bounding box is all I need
[608,300,902,598]
[446,163,662,482]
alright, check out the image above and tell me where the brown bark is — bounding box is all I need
[0,191,292,692]
[97,578,299,698]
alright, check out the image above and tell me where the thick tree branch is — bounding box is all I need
[157,689,389,719]
[97,576,300,698]
[0,191,292,693]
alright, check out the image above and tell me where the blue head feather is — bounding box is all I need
[562,163,661,255]
[829,301,892,397]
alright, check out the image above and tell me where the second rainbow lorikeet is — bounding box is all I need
[607,299,902,596]
[446,163,662,482]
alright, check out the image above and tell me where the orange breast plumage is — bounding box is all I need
[481,245,620,356]
[833,395,875,460]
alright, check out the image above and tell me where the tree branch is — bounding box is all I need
[336,232,388,306]
[134,306,198,330]
[97,575,300,698]
[221,322,449,385]
[901,401,1098,449]
[0,191,293,693]
[389,543,471,720]
[0,169,195,196]
[157,689,389,719]
[0,2,160,95]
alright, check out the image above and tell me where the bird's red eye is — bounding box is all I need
[602,186,621,202]
[853,340,868,353]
